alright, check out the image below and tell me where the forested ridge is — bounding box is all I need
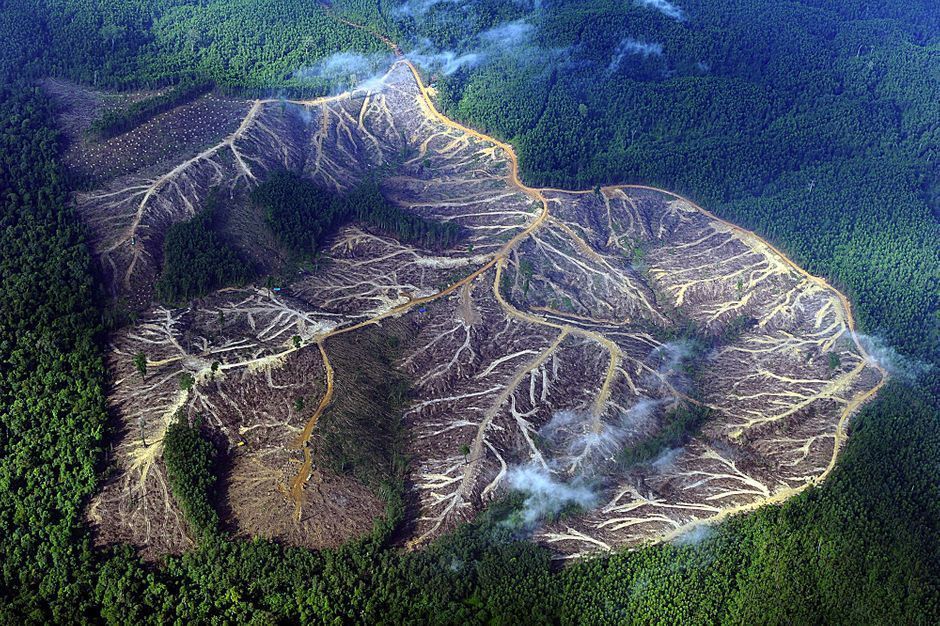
[0,0,937,623]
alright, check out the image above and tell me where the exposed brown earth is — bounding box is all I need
[58,59,885,559]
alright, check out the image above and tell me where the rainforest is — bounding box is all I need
[0,1,937,623]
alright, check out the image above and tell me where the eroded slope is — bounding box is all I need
[67,61,884,557]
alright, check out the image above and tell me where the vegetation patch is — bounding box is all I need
[162,411,220,540]
[155,193,252,304]
[617,404,711,469]
[252,169,463,264]
[314,321,415,494]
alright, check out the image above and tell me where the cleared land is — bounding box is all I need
[55,60,885,558]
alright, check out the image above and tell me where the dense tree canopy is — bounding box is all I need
[162,412,221,540]
[0,86,108,621]
[0,0,937,622]
[155,194,252,304]
[253,169,463,261]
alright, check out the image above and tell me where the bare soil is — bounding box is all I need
[61,61,885,559]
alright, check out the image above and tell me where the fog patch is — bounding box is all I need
[853,333,933,382]
[394,0,543,18]
[506,398,663,527]
[392,0,459,18]
[480,19,535,48]
[500,341,701,530]
[651,446,683,470]
[391,1,583,81]
[634,0,686,21]
[608,38,664,72]
[506,464,598,526]
[294,14,559,93]
[646,339,696,393]
[652,339,692,373]
[293,51,395,93]
[408,43,485,75]
[543,399,661,466]
[672,523,714,546]
[406,18,544,75]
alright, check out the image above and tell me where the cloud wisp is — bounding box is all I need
[608,37,664,72]
[293,51,396,93]
[504,337,700,529]
[507,464,599,526]
[506,397,664,529]
[405,18,543,75]
[634,0,686,21]
[853,333,933,382]
[407,44,485,75]
[394,0,544,18]
[672,523,715,546]
[392,0,460,18]
[479,19,536,48]
[293,15,558,92]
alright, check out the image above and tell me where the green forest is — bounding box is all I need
[252,170,463,260]
[155,194,252,304]
[0,0,937,623]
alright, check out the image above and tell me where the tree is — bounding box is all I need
[179,372,196,391]
[133,352,147,379]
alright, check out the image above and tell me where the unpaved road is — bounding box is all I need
[76,13,887,558]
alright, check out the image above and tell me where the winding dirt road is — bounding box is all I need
[279,8,889,535]
[88,8,887,551]
[281,50,886,534]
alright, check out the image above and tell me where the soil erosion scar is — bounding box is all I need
[284,9,887,529]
